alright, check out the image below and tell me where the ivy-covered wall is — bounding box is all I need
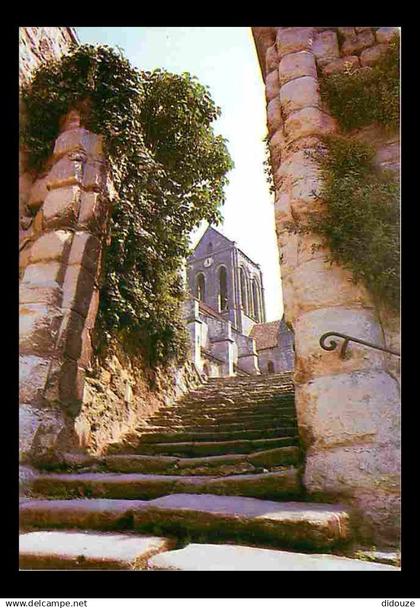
[253,26,400,544]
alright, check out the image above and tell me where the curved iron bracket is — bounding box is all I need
[319,332,400,360]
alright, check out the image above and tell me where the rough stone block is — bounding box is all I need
[293,307,386,382]
[84,287,100,331]
[266,97,283,136]
[355,27,372,34]
[148,542,398,571]
[312,30,340,67]
[284,107,336,143]
[55,309,86,361]
[19,530,173,570]
[285,258,373,321]
[276,232,299,279]
[337,27,355,38]
[322,56,360,75]
[82,160,107,192]
[19,355,50,404]
[274,190,293,225]
[278,51,317,87]
[59,359,85,412]
[360,44,388,66]
[303,445,400,544]
[22,261,63,286]
[24,404,73,464]
[46,157,83,190]
[268,129,285,169]
[275,149,320,196]
[20,281,63,307]
[61,264,96,318]
[28,176,48,212]
[19,172,33,211]
[280,76,320,116]
[342,30,375,56]
[19,302,63,356]
[295,369,401,450]
[20,404,44,461]
[296,232,329,266]
[78,191,108,234]
[265,69,280,102]
[19,244,32,276]
[276,27,315,59]
[67,232,101,276]
[265,44,278,73]
[29,230,73,264]
[53,128,104,161]
[375,27,399,44]
[304,443,400,497]
[43,186,81,228]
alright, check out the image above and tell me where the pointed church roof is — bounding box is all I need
[191,225,234,255]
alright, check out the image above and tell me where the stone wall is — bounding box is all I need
[19,27,78,247]
[75,342,202,456]
[252,26,400,544]
[19,113,114,477]
[19,28,204,490]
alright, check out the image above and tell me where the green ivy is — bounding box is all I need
[21,44,233,367]
[319,34,400,131]
[288,135,400,310]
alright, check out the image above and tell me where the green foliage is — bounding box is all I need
[263,134,275,195]
[319,34,400,131]
[21,44,233,367]
[290,135,400,309]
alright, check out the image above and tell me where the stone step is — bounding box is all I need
[137,415,297,433]
[102,446,301,475]
[32,469,303,501]
[20,494,351,551]
[54,446,301,475]
[149,412,296,427]
[147,543,399,571]
[135,427,297,444]
[19,530,173,570]
[154,399,294,415]
[182,392,294,404]
[125,436,300,457]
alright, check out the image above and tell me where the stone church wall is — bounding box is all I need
[253,26,400,543]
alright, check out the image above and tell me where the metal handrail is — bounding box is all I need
[319,332,401,359]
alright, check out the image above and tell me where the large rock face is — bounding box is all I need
[252,26,400,544]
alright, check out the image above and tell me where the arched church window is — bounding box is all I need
[196,273,206,302]
[267,361,275,374]
[240,267,248,314]
[252,278,260,321]
[218,266,228,312]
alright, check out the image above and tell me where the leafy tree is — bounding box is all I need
[21,44,234,366]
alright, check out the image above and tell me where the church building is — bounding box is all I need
[184,226,294,377]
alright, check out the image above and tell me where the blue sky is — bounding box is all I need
[76,27,283,320]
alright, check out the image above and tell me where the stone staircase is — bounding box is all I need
[19,373,398,570]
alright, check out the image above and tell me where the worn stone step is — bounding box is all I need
[32,469,303,501]
[136,427,297,444]
[149,412,296,427]
[19,530,173,570]
[182,392,294,405]
[147,543,399,571]
[156,401,295,417]
[20,494,351,551]
[138,416,297,434]
[127,436,299,457]
[102,446,301,475]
